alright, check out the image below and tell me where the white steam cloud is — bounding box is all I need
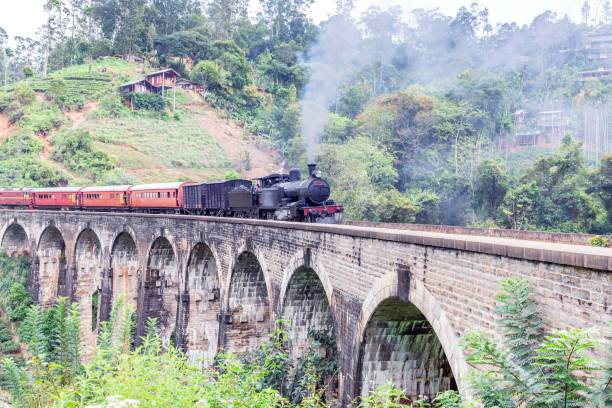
[299,15,362,161]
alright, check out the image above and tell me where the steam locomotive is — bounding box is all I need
[0,163,344,223]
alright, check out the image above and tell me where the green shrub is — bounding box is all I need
[0,131,67,187]
[50,129,114,180]
[6,283,32,323]
[589,235,609,247]
[12,84,36,106]
[99,91,129,118]
[0,328,13,342]
[46,78,68,106]
[18,102,64,133]
[0,340,20,354]
[129,93,166,111]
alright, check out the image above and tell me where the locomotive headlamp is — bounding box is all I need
[313,170,322,178]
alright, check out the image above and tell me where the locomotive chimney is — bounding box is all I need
[307,163,316,177]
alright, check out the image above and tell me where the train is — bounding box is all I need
[0,163,343,223]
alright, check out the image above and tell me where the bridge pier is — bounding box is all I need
[0,210,609,406]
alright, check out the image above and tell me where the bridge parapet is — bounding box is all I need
[0,210,609,405]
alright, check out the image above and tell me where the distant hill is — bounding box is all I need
[0,57,282,187]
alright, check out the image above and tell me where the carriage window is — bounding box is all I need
[158,192,161,198]
[173,192,176,197]
[167,192,170,198]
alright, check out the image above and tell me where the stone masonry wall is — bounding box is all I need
[0,210,610,405]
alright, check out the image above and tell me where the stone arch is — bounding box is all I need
[222,251,271,353]
[354,275,466,402]
[180,242,220,362]
[279,249,334,309]
[136,236,178,346]
[73,229,103,353]
[36,226,67,305]
[110,232,139,309]
[0,223,29,256]
[280,264,336,360]
[223,243,273,310]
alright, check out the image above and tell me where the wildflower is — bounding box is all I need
[475,404,483,408]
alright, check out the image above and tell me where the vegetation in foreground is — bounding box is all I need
[0,253,608,407]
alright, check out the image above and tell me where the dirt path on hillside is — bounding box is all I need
[67,101,98,129]
[0,112,14,143]
[182,105,284,179]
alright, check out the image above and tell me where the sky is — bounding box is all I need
[0,0,585,45]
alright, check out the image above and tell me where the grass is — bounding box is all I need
[81,109,235,183]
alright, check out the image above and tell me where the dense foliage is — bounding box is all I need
[463,278,612,407]
[50,129,115,181]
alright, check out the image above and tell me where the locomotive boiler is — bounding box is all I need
[229,163,343,222]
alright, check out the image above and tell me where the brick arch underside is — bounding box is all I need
[182,243,220,363]
[223,252,270,354]
[281,267,335,361]
[74,229,103,351]
[37,227,67,305]
[1,224,28,256]
[111,232,139,309]
[136,237,178,346]
[355,297,456,402]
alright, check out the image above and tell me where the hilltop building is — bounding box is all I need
[578,68,612,81]
[586,32,612,63]
[119,68,194,109]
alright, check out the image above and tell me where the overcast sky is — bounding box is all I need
[0,0,585,44]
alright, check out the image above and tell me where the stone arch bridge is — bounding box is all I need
[0,210,610,404]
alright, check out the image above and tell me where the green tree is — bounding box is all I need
[206,0,249,40]
[258,0,315,44]
[589,154,612,225]
[322,113,352,143]
[338,81,371,119]
[473,159,509,218]
[317,137,397,220]
[190,60,227,92]
[154,29,211,63]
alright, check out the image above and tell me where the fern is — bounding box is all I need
[589,324,612,407]
[464,278,609,408]
[535,329,601,407]
[3,357,27,404]
[495,279,544,368]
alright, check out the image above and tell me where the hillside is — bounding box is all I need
[0,58,282,187]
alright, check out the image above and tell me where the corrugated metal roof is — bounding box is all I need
[81,185,131,192]
[0,188,33,191]
[31,187,83,192]
[119,79,146,88]
[145,68,179,78]
[129,182,192,191]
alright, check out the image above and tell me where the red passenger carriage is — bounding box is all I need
[32,187,83,210]
[81,186,130,210]
[0,189,33,209]
[127,182,196,212]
